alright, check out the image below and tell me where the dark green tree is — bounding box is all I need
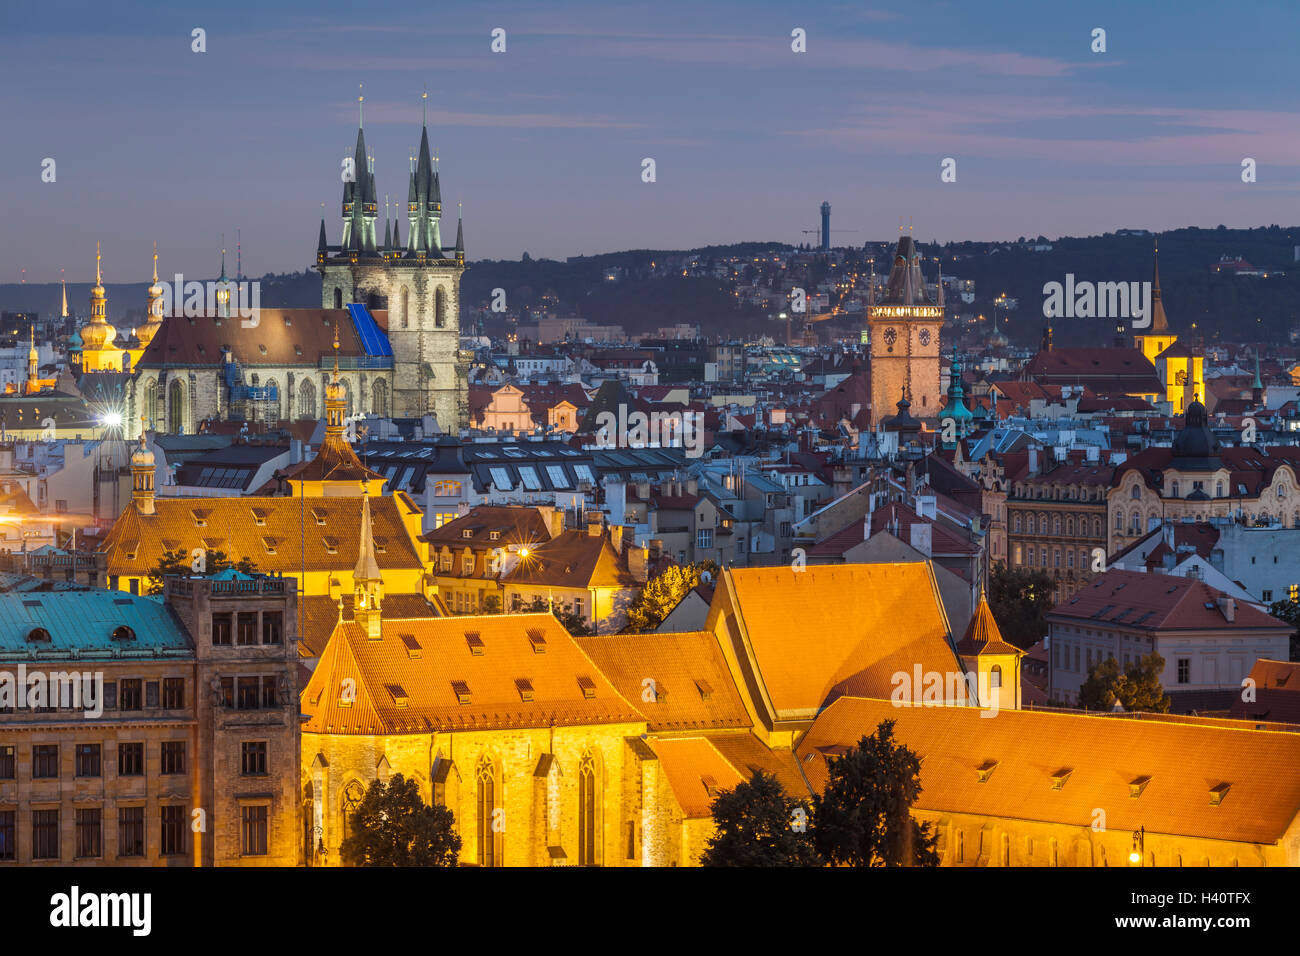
[1078,652,1171,713]
[145,547,260,595]
[625,560,720,632]
[987,561,1055,649]
[700,770,823,867]
[811,720,939,867]
[340,773,462,867]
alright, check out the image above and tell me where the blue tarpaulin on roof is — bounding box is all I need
[348,304,393,357]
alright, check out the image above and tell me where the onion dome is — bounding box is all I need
[131,434,155,469]
[82,242,117,350]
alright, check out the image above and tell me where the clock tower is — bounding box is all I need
[867,235,943,423]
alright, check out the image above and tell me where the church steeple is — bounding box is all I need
[138,243,164,348]
[25,325,39,394]
[81,243,117,353]
[353,492,383,639]
[455,204,464,265]
[1148,241,1170,333]
[325,326,346,440]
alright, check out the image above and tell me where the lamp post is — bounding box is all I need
[1129,826,1145,866]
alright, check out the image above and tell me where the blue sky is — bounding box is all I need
[3,0,1298,282]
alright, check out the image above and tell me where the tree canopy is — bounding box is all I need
[339,773,462,867]
[1077,652,1171,713]
[145,547,260,595]
[625,560,719,632]
[811,720,939,867]
[700,770,823,867]
[987,561,1055,650]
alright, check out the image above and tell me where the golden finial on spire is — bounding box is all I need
[358,83,364,127]
[96,241,102,284]
[152,241,158,283]
[333,325,340,381]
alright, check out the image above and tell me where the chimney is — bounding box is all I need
[909,522,932,557]
[610,525,624,553]
[637,481,651,501]
[686,477,698,496]
[1217,595,1235,623]
[587,515,604,537]
[915,495,937,520]
[1028,447,1039,476]
[628,544,650,583]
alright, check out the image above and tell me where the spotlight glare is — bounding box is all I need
[101,412,123,428]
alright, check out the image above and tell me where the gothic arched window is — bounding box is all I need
[476,757,498,867]
[333,288,343,309]
[341,781,365,850]
[298,379,317,420]
[372,379,389,418]
[578,752,598,866]
[167,379,185,434]
[400,286,409,329]
[435,286,447,328]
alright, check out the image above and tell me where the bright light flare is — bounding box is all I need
[101,411,123,428]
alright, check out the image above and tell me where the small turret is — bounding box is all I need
[353,493,383,639]
[131,423,156,515]
[455,205,465,266]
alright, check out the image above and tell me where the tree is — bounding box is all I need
[986,561,1055,650]
[625,560,720,632]
[339,773,462,867]
[517,595,593,636]
[1078,653,1171,713]
[701,770,823,867]
[811,720,939,867]
[1266,599,1300,661]
[144,547,260,595]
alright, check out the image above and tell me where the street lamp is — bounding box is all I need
[1129,826,1145,865]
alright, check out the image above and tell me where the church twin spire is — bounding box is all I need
[325,88,463,264]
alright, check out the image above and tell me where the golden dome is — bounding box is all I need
[83,242,117,350]
[81,317,117,351]
[135,315,162,348]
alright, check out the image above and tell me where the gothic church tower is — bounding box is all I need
[316,92,468,429]
[866,234,943,422]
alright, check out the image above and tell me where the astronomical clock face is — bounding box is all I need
[918,328,932,347]
[882,327,897,351]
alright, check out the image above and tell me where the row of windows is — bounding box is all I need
[0,804,269,861]
[1014,544,1095,571]
[1011,513,1103,537]
[1,678,184,715]
[3,740,267,780]
[211,611,283,646]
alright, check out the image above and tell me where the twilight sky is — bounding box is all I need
[4,0,1299,283]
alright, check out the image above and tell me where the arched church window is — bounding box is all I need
[333,288,343,309]
[990,665,1002,689]
[400,287,409,329]
[341,781,365,847]
[578,752,598,866]
[1131,485,1141,499]
[436,286,447,329]
[298,379,317,419]
[476,757,498,867]
[372,379,389,418]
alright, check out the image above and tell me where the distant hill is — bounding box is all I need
[4,228,1296,345]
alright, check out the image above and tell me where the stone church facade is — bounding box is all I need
[126,112,469,438]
